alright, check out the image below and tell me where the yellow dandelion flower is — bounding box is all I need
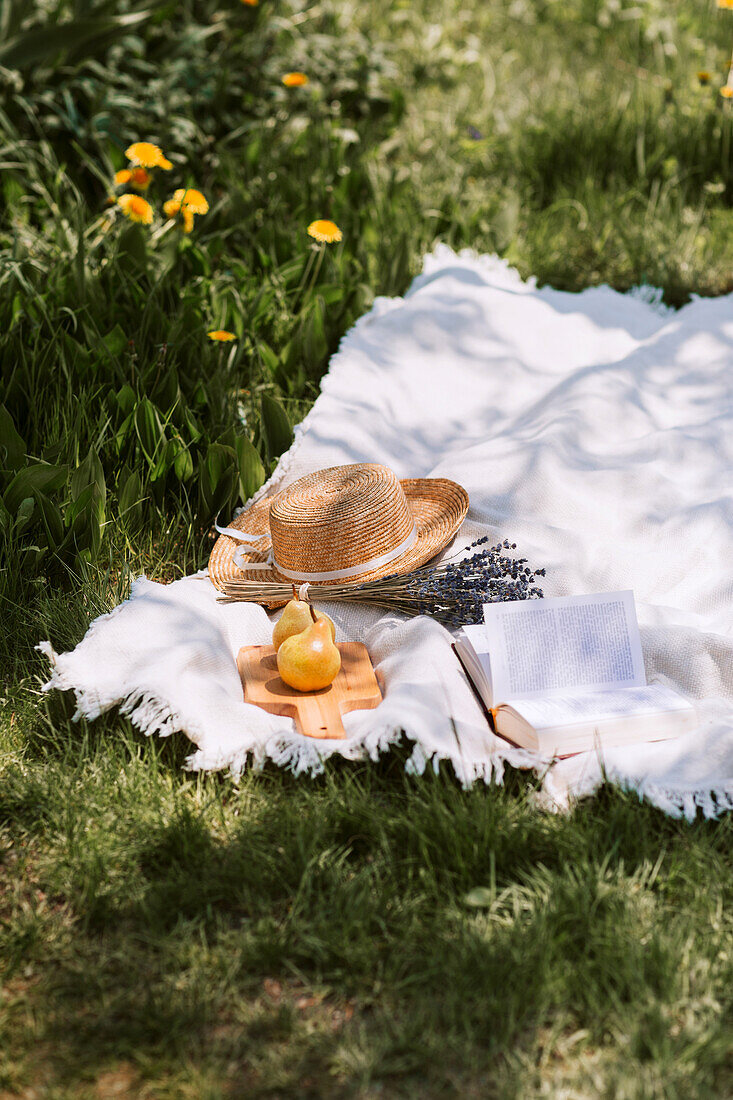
[117,193,154,225]
[720,85,733,98]
[208,330,236,341]
[163,199,196,232]
[116,167,152,190]
[717,0,733,9]
[307,219,342,243]
[282,72,309,87]
[170,187,209,214]
[125,142,173,170]
[697,71,711,85]
[130,166,152,189]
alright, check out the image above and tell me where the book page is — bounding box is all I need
[504,683,693,732]
[458,624,493,705]
[483,591,645,703]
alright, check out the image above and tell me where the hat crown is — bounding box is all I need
[269,464,414,575]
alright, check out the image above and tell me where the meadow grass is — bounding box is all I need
[2,0,733,1094]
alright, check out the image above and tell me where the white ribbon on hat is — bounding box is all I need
[212,522,276,573]
[213,519,418,582]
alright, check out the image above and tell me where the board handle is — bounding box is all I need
[293,689,347,739]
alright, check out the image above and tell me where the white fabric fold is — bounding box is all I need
[38,246,733,819]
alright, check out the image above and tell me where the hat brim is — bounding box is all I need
[207,477,469,594]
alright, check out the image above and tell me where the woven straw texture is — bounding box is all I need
[208,463,468,593]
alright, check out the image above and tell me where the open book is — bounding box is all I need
[453,591,696,756]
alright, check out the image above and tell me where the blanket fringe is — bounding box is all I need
[184,721,414,779]
[36,641,106,721]
[117,690,180,738]
[539,765,733,821]
[185,718,538,795]
[636,782,733,822]
[36,641,181,737]
[36,642,733,821]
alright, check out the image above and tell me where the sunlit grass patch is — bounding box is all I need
[1,749,732,1094]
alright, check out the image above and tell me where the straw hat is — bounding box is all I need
[208,463,469,592]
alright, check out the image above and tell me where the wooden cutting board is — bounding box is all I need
[236,642,382,740]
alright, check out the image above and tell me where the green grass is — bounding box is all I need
[2,735,733,1097]
[2,0,733,1093]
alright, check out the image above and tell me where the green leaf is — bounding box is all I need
[66,484,102,556]
[257,341,280,378]
[205,444,235,490]
[260,394,293,467]
[66,451,106,557]
[114,412,134,456]
[34,491,65,549]
[199,443,237,519]
[173,443,194,483]
[70,449,105,513]
[150,438,178,483]
[12,496,36,536]
[61,331,91,374]
[152,367,179,413]
[272,341,295,392]
[183,407,202,444]
[191,382,207,409]
[4,463,68,516]
[317,283,345,305]
[234,434,265,502]
[10,292,23,326]
[0,404,26,473]
[134,399,166,465]
[148,435,191,484]
[118,468,145,531]
[276,257,306,287]
[103,325,128,362]
[0,11,150,71]
[115,384,137,417]
[303,295,328,365]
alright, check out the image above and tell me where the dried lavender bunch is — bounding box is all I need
[218,537,546,627]
[404,537,546,627]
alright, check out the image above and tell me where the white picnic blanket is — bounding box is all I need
[38,247,733,819]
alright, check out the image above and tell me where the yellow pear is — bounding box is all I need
[272,597,335,651]
[277,614,341,692]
